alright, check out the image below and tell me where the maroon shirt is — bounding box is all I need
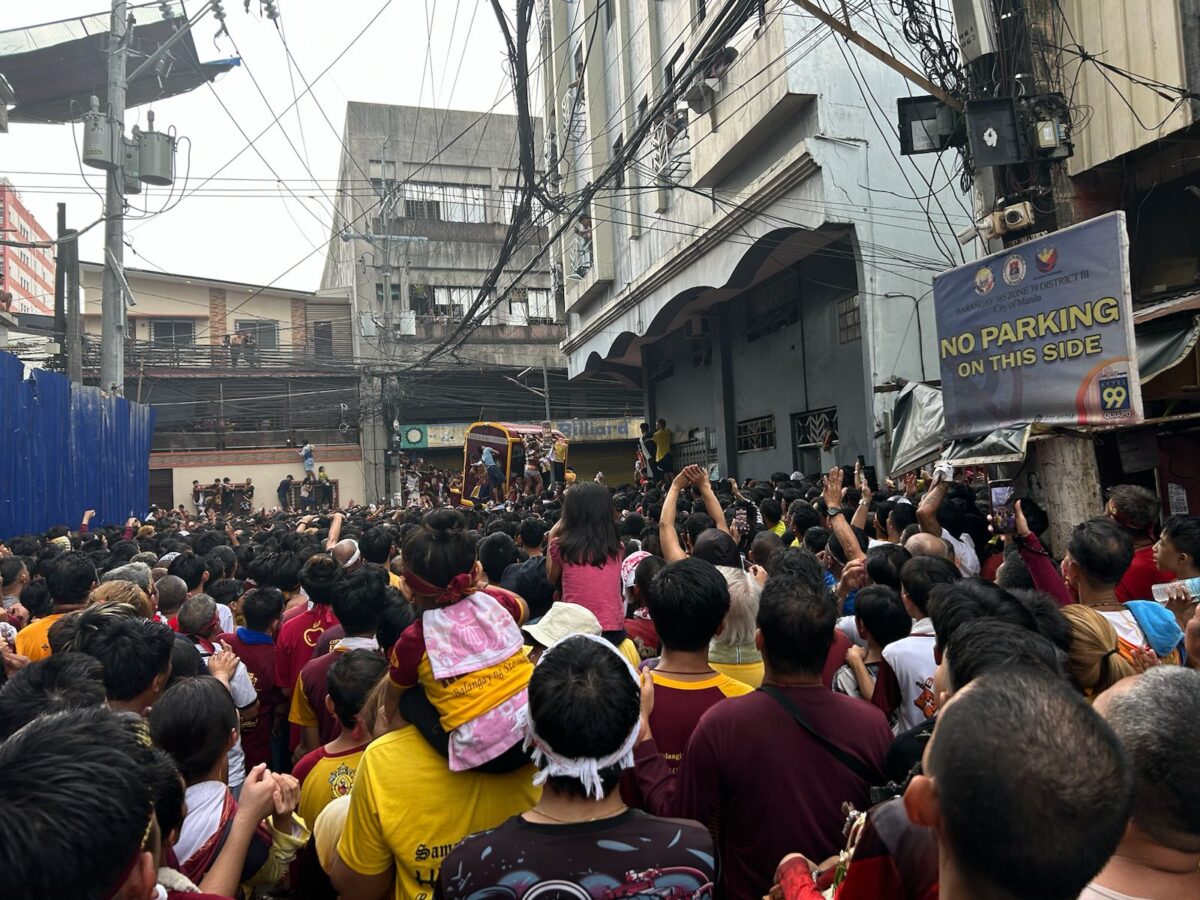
[219,630,282,770]
[295,642,385,745]
[275,605,338,697]
[634,685,892,900]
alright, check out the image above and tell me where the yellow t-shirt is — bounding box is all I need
[297,745,364,827]
[652,428,671,461]
[553,440,569,463]
[388,571,403,591]
[337,726,540,900]
[617,639,641,669]
[709,659,765,688]
[650,669,754,698]
[15,613,64,662]
[770,521,787,537]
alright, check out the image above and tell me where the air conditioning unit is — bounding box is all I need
[684,316,712,341]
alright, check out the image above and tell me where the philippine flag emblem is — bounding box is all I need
[1035,247,1058,272]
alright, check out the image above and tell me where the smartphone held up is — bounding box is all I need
[989,479,1016,534]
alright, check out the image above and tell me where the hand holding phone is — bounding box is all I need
[989,480,1015,534]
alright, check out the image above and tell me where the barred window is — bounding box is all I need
[736,415,776,453]
[838,295,861,343]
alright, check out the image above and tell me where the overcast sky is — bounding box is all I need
[1,0,520,294]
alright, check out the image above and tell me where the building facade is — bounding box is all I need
[540,1,965,478]
[321,102,640,497]
[0,178,55,315]
[79,262,365,509]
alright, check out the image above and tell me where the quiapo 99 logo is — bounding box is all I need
[1076,365,1135,422]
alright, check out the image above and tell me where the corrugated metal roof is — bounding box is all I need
[1063,0,1196,174]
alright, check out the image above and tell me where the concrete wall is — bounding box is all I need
[159,458,366,511]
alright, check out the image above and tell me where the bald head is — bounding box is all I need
[905,532,949,559]
[332,539,362,571]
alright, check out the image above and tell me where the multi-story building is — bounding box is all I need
[539,1,965,477]
[79,262,365,510]
[321,102,641,496]
[0,178,55,315]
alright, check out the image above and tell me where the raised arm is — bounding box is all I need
[658,469,694,562]
[849,462,871,531]
[823,468,866,563]
[917,465,951,535]
[324,512,345,550]
[695,469,730,535]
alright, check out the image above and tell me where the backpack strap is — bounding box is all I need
[759,685,880,784]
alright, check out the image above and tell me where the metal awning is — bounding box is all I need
[888,315,1200,475]
[0,2,237,124]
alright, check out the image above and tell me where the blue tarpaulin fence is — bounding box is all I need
[0,351,155,537]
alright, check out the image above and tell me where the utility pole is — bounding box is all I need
[1022,0,1102,553]
[54,203,67,363]
[541,357,551,422]
[100,0,128,395]
[65,228,82,383]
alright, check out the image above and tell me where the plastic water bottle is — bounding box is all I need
[1151,577,1200,604]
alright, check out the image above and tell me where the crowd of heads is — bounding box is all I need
[0,461,1197,900]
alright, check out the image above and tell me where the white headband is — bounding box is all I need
[523,632,641,800]
[338,539,361,569]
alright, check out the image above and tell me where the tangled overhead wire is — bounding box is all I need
[889,0,967,100]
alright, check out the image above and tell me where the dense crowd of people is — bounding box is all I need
[1,459,1198,900]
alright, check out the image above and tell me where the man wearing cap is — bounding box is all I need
[437,634,715,900]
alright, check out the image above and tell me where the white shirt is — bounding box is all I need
[198,647,256,789]
[1098,608,1147,649]
[880,618,938,733]
[1077,885,1146,900]
[175,781,227,867]
[942,528,980,577]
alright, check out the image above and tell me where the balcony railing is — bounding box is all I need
[82,337,355,372]
[651,111,691,183]
[152,427,359,453]
[562,87,586,143]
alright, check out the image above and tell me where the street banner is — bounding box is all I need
[933,211,1142,437]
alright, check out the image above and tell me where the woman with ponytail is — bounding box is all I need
[1061,604,1139,698]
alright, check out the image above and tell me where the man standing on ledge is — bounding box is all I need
[653,418,675,483]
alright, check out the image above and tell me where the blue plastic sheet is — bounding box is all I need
[0,352,155,537]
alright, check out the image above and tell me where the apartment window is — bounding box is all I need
[368,159,396,196]
[604,0,614,29]
[838,295,862,343]
[150,319,195,347]
[665,43,685,87]
[527,288,554,323]
[234,319,278,349]
[791,407,838,473]
[409,283,432,315]
[405,198,439,220]
[736,415,776,453]
[612,135,625,188]
[697,0,707,21]
[399,183,488,223]
[375,283,402,304]
[433,286,471,318]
